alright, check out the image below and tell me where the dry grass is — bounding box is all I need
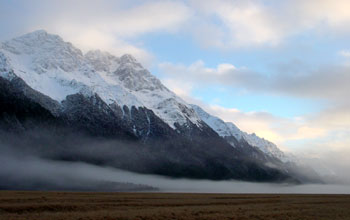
[0,191,349,220]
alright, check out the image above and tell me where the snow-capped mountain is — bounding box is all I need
[191,104,290,163]
[0,30,320,183]
[0,30,200,129]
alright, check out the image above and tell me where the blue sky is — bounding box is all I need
[0,0,349,160]
[142,31,332,118]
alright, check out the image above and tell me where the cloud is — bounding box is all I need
[47,0,191,38]
[198,104,327,146]
[190,0,350,48]
[54,27,155,67]
[190,0,284,47]
[2,0,350,55]
[159,60,350,102]
[159,60,252,90]
[2,0,350,58]
[339,50,350,58]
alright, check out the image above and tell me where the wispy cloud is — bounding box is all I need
[159,60,350,102]
[339,50,350,57]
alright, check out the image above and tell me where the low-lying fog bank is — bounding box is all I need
[1,151,349,194]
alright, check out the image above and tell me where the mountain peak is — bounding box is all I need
[7,30,65,48]
[120,54,138,64]
[1,30,84,73]
[24,29,51,37]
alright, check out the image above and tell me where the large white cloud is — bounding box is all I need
[2,0,350,57]
[189,0,350,48]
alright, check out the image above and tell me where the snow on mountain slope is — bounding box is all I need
[86,50,200,128]
[191,104,291,162]
[0,30,201,129]
[0,30,291,162]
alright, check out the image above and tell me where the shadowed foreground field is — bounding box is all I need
[0,191,350,220]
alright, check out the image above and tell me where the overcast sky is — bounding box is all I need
[0,0,349,169]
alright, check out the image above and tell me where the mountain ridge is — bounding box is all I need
[191,104,292,163]
[0,30,319,183]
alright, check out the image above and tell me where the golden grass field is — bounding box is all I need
[0,191,350,220]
